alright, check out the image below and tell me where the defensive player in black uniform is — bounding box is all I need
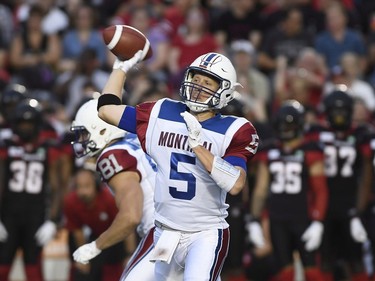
[249,100,328,281]
[315,89,372,281]
[0,83,28,143]
[0,99,63,280]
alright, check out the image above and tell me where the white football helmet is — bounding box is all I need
[179,52,241,112]
[71,99,126,158]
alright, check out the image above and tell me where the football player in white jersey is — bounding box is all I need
[97,48,259,281]
[70,98,157,281]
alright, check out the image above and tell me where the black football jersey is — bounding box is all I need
[0,130,61,214]
[316,125,372,218]
[259,140,324,221]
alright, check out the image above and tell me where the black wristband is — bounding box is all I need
[97,94,122,111]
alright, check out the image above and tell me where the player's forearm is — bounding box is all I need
[73,229,86,247]
[95,212,140,250]
[102,69,126,99]
[251,193,267,219]
[357,160,373,213]
[95,179,143,250]
[193,145,245,195]
[48,169,62,222]
[192,145,214,172]
[98,69,128,127]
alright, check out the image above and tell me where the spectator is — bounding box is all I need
[16,0,69,35]
[257,6,314,74]
[314,1,366,71]
[59,4,107,72]
[64,165,125,281]
[0,3,15,47]
[323,52,375,113]
[54,48,109,120]
[9,4,61,91]
[161,0,198,40]
[274,47,327,111]
[128,7,170,82]
[167,6,219,92]
[212,0,262,50]
[230,40,270,123]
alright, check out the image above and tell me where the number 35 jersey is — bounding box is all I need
[134,98,258,232]
[258,140,325,221]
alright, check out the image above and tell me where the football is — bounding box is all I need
[102,25,153,61]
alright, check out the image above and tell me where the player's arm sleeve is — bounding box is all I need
[357,141,373,213]
[210,122,259,194]
[118,106,136,133]
[97,149,142,183]
[250,152,270,219]
[306,150,328,221]
[135,101,156,151]
[224,121,259,168]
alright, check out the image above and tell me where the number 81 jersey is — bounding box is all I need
[96,133,157,238]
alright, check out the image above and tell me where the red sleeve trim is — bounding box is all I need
[309,175,328,221]
[136,102,156,152]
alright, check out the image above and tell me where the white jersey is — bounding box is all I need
[96,133,157,237]
[134,98,258,232]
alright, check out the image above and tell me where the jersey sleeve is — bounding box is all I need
[135,101,156,152]
[224,121,259,163]
[96,148,141,182]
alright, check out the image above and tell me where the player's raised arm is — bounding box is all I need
[98,25,151,128]
[97,53,143,127]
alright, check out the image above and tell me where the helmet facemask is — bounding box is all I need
[71,99,126,158]
[70,125,101,158]
[327,107,352,131]
[179,53,239,113]
[180,68,227,112]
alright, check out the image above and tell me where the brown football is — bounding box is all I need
[102,25,153,61]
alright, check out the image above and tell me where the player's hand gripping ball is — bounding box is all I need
[102,25,153,61]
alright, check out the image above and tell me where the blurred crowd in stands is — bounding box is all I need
[2,0,375,280]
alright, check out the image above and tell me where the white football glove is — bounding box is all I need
[0,220,8,242]
[113,44,148,73]
[301,221,324,251]
[35,220,57,246]
[73,241,102,264]
[180,111,202,148]
[350,217,368,243]
[246,221,265,248]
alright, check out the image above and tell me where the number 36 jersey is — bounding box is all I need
[0,138,61,215]
[133,98,258,232]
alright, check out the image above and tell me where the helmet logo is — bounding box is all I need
[199,53,221,69]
